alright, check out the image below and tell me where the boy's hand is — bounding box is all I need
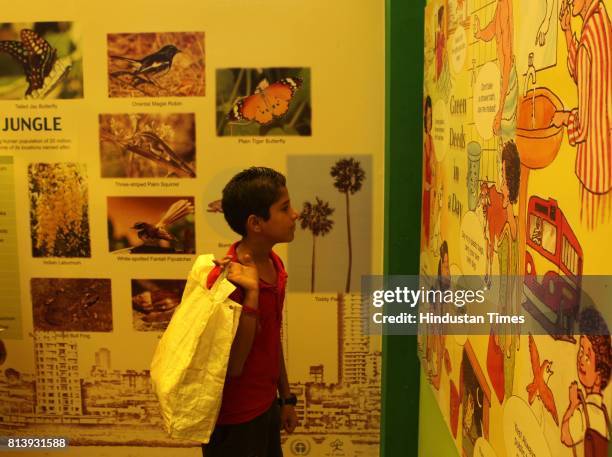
[214,254,259,291]
[280,405,298,434]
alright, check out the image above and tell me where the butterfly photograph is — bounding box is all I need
[107,32,205,98]
[0,22,83,100]
[99,113,196,178]
[216,67,311,137]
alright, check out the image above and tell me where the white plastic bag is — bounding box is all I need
[150,254,242,442]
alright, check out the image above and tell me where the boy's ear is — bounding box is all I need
[246,214,262,233]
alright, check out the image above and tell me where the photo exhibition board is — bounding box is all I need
[419,1,611,457]
[0,1,385,456]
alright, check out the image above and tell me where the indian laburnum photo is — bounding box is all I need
[28,163,91,258]
[107,196,195,254]
[107,32,205,98]
[131,279,186,331]
[0,22,84,100]
[99,113,196,178]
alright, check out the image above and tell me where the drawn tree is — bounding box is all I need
[330,158,366,293]
[300,197,335,292]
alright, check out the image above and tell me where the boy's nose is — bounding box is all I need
[291,209,299,220]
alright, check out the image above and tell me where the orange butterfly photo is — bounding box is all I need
[217,67,311,137]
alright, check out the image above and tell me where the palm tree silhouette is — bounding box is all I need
[300,197,334,292]
[330,158,366,293]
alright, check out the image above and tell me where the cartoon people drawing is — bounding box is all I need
[426,240,450,390]
[474,0,518,141]
[423,96,436,248]
[561,308,610,456]
[552,0,611,230]
[480,141,521,399]
[435,6,446,81]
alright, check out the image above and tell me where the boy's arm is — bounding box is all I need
[227,289,259,377]
[278,345,291,398]
[219,254,260,378]
[278,345,298,433]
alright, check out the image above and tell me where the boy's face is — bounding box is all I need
[258,186,298,243]
[578,335,599,389]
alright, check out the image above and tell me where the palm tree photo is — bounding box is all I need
[300,197,335,292]
[330,158,366,293]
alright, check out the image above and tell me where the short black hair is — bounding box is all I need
[579,308,611,390]
[424,95,432,131]
[222,167,287,236]
[502,141,521,204]
[438,6,444,26]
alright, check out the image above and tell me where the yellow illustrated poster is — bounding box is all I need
[420,0,610,456]
[0,1,384,456]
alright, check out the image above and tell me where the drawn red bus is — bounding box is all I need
[523,196,583,341]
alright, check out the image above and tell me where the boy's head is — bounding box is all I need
[501,141,520,205]
[578,308,611,391]
[438,6,444,27]
[222,167,297,240]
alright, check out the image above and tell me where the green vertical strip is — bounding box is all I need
[382,1,425,456]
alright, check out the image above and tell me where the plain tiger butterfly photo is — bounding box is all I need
[0,22,83,100]
[216,67,311,136]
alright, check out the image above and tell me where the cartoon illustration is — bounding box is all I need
[561,308,610,456]
[524,197,583,341]
[480,141,521,401]
[461,341,491,457]
[480,141,520,296]
[551,0,611,229]
[526,334,559,425]
[435,5,447,81]
[423,95,436,248]
[536,0,556,46]
[473,0,518,140]
[426,240,450,390]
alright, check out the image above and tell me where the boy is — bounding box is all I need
[204,167,299,457]
[561,308,610,456]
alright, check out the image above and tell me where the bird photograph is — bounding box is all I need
[526,334,559,426]
[107,197,195,254]
[107,32,205,97]
[0,22,83,100]
[99,113,196,178]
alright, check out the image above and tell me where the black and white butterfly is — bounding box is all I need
[0,29,58,96]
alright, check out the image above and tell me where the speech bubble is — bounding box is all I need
[432,99,449,162]
[460,210,486,275]
[503,396,553,457]
[450,27,468,74]
[474,437,498,457]
[473,61,501,140]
